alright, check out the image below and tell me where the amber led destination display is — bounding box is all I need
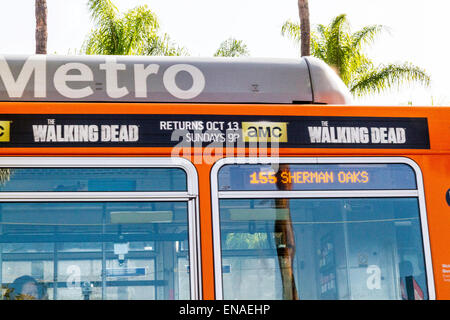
[218,163,417,191]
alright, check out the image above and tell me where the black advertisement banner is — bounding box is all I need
[0,114,430,149]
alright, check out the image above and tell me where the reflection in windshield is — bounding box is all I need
[0,201,190,300]
[0,168,11,185]
[219,197,428,300]
[274,164,298,300]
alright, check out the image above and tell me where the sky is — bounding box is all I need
[0,0,449,106]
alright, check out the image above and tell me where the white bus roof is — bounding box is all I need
[0,55,351,104]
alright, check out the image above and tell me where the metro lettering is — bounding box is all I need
[0,55,206,100]
[53,62,94,98]
[99,57,129,98]
[134,63,159,98]
[0,55,46,98]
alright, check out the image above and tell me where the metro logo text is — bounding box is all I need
[0,56,205,100]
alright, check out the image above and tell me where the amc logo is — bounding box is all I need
[242,122,287,142]
[0,121,11,142]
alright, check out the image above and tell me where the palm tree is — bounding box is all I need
[214,38,250,57]
[282,14,430,96]
[82,0,186,56]
[298,0,310,57]
[35,0,47,54]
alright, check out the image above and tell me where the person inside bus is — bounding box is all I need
[3,275,47,300]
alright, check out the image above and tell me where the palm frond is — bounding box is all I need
[351,24,387,49]
[122,5,159,55]
[83,0,185,56]
[310,32,327,61]
[282,13,431,97]
[327,14,351,78]
[214,38,250,57]
[87,0,120,53]
[350,63,430,96]
[83,27,116,55]
[142,33,188,56]
[87,0,118,23]
[281,20,302,43]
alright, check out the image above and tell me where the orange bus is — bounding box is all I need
[0,55,448,300]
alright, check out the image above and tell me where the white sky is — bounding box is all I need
[1,0,450,105]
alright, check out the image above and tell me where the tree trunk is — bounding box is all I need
[35,0,47,54]
[298,0,310,56]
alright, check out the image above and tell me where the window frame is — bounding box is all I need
[0,156,202,300]
[210,156,435,300]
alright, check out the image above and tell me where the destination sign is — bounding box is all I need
[249,169,369,185]
[218,163,417,191]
